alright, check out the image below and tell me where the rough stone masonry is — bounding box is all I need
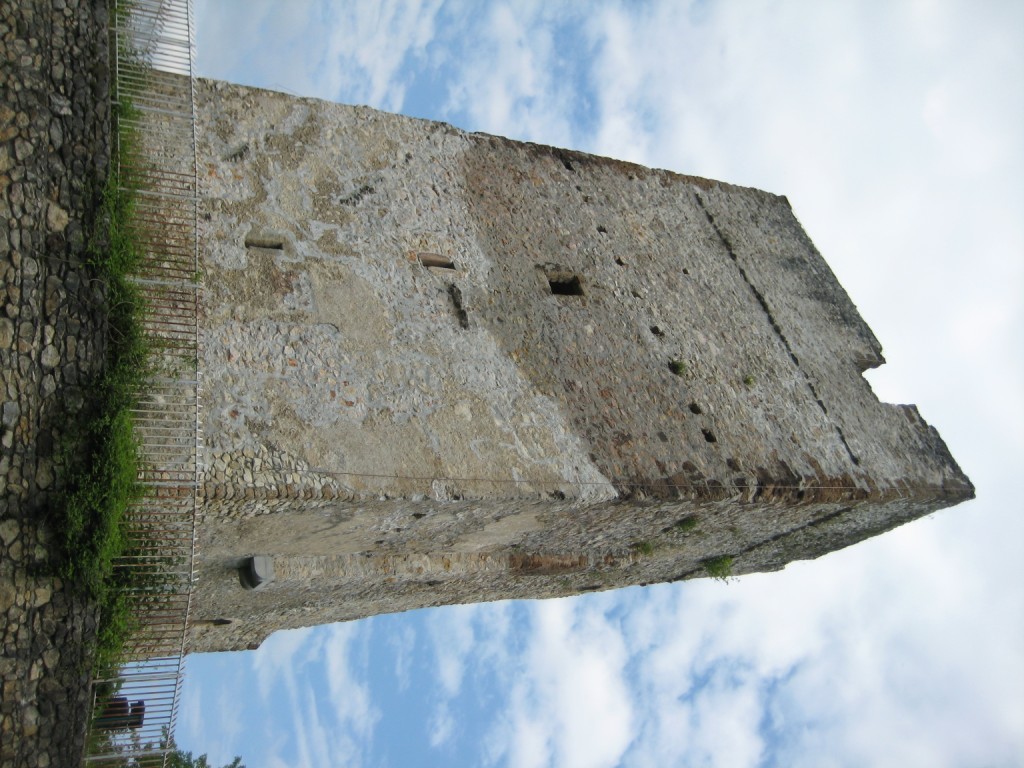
[190,80,973,653]
[1,1,111,765]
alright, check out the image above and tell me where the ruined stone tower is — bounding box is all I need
[189,79,972,653]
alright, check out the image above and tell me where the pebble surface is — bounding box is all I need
[1,1,111,765]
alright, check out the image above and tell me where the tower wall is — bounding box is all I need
[190,80,971,652]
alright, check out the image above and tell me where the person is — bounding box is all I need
[94,696,145,730]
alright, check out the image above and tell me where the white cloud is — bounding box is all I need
[429,703,456,748]
[441,2,578,147]
[177,669,205,749]
[319,0,446,109]
[319,624,381,766]
[196,0,446,107]
[415,543,1020,767]
[607,532,1024,767]
[250,625,318,702]
[240,625,380,767]
[390,623,416,691]
[484,598,635,768]
[195,0,322,94]
[177,653,269,766]
[183,1,1024,765]
[427,602,477,697]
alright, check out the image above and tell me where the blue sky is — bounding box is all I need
[178,1,1023,766]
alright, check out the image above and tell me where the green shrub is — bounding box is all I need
[673,516,698,533]
[631,540,655,556]
[702,555,734,582]
[54,94,151,671]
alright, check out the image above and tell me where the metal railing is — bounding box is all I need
[84,0,200,764]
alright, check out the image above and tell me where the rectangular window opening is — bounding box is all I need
[244,235,285,250]
[548,274,584,296]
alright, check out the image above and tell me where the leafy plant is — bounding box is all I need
[668,359,687,376]
[53,92,152,671]
[702,555,734,582]
[673,516,698,533]
[631,540,655,556]
[166,746,245,768]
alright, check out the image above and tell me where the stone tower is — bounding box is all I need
[190,80,972,653]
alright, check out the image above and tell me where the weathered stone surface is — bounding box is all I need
[189,80,972,653]
[45,202,68,233]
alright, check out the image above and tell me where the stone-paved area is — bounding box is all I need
[1,1,111,765]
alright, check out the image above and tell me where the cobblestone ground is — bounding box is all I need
[1,2,111,765]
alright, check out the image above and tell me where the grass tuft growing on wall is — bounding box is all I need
[631,540,655,557]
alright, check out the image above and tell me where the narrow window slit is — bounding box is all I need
[245,235,284,250]
[448,284,470,329]
[418,253,456,270]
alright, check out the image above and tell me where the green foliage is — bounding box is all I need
[668,359,687,376]
[742,374,756,387]
[166,747,245,768]
[58,385,143,590]
[631,540,655,556]
[53,92,152,671]
[702,555,734,582]
[673,515,698,533]
[92,590,134,674]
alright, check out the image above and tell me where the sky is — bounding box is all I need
[178,1,1023,766]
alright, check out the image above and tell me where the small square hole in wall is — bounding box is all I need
[539,264,585,298]
[549,274,583,296]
